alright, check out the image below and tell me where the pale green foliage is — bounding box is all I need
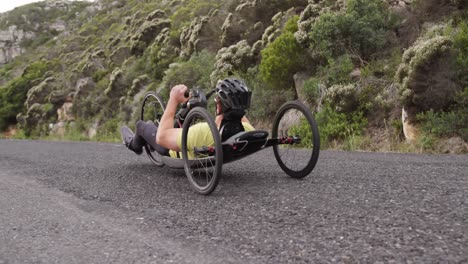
[325,83,359,113]
[211,40,257,82]
[395,33,454,109]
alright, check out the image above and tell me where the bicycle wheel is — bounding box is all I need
[272,100,320,178]
[140,91,166,167]
[181,107,223,195]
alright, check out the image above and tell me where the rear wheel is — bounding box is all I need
[140,92,166,167]
[272,100,320,178]
[181,107,223,195]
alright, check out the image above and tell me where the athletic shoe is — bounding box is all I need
[120,126,143,155]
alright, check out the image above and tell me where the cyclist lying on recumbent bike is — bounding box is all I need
[120,78,254,158]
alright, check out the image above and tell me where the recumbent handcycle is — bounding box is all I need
[140,88,320,195]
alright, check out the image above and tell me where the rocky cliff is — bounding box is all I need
[0,26,34,64]
[0,0,93,65]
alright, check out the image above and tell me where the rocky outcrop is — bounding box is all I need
[50,102,74,136]
[0,0,96,65]
[21,76,74,130]
[402,107,419,141]
[293,72,311,105]
[0,26,35,64]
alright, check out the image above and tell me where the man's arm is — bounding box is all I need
[156,85,189,151]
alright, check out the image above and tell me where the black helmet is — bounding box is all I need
[216,78,252,113]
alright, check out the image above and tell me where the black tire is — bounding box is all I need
[272,100,320,178]
[140,91,166,167]
[181,107,223,195]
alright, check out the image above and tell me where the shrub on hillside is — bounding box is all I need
[319,54,354,85]
[307,0,391,60]
[315,104,367,148]
[453,22,468,86]
[259,16,310,90]
[159,50,216,98]
[301,55,354,106]
[416,108,468,141]
[211,40,257,82]
[0,60,53,130]
[395,27,459,112]
[325,83,360,113]
[170,0,220,29]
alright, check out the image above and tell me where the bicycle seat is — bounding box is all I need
[223,130,269,144]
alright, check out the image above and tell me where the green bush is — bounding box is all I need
[325,83,359,113]
[308,0,390,59]
[159,50,216,98]
[0,60,53,131]
[148,44,178,80]
[95,118,120,142]
[303,77,321,103]
[361,48,402,80]
[416,109,468,141]
[260,16,310,90]
[319,54,354,85]
[92,69,109,82]
[453,21,468,86]
[315,104,367,148]
[302,54,355,106]
[289,117,314,148]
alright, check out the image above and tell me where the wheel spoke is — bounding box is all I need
[182,108,222,194]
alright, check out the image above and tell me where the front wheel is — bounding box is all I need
[181,107,223,195]
[272,100,320,178]
[140,91,166,167]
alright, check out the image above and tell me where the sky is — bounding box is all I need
[0,0,94,14]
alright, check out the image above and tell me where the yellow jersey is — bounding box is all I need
[169,122,254,159]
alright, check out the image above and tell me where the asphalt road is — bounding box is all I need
[0,139,466,263]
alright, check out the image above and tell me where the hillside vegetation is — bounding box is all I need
[0,0,466,153]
